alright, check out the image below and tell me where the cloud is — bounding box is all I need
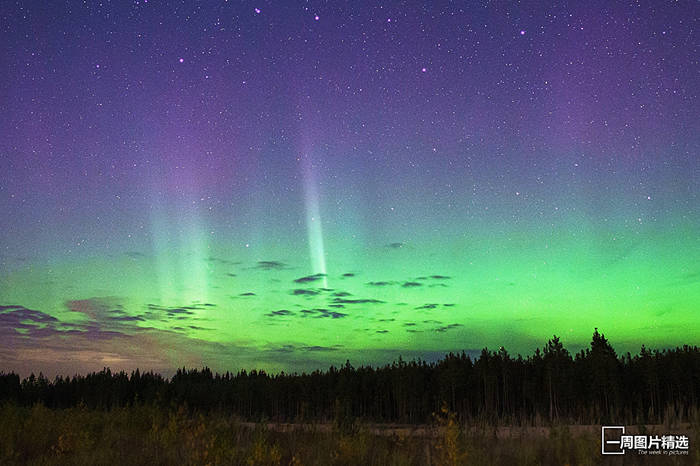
[366,281,394,287]
[254,260,288,270]
[0,306,66,340]
[332,291,352,297]
[413,275,451,285]
[1,300,151,344]
[443,303,455,307]
[298,309,347,319]
[331,297,385,305]
[291,289,320,296]
[67,298,122,320]
[226,273,237,277]
[125,251,147,259]
[0,305,58,325]
[294,273,327,283]
[0,305,21,311]
[142,302,213,322]
[270,344,296,353]
[341,272,355,278]
[403,322,417,327]
[110,315,145,322]
[0,300,268,378]
[7,301,483,378]
[376,330,389,334]
[239,292,256,296]
[300,345,343,352]
[147,304,196,317]
[318,309,347,319]
[386,242,404,249]
[415,303,439,310]
[266,309,295,317]
[401,281,422,288]
[435,323,463,333]
[265,343,344,353]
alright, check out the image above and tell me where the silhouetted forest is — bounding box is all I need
[2,330,698,425]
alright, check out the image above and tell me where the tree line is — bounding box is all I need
[1,329,698,425]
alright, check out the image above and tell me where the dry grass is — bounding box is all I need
[0,403,697,465]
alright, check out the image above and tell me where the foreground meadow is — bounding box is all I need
[1,403,697,465]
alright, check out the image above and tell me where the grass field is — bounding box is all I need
[1,403,697,465]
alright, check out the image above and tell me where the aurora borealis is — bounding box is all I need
[1,1,698,377]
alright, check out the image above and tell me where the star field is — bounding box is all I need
[0,1,698,376]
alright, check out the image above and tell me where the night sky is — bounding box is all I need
[1,1,698,376]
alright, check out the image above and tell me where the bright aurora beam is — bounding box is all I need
[300,151,329,290]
